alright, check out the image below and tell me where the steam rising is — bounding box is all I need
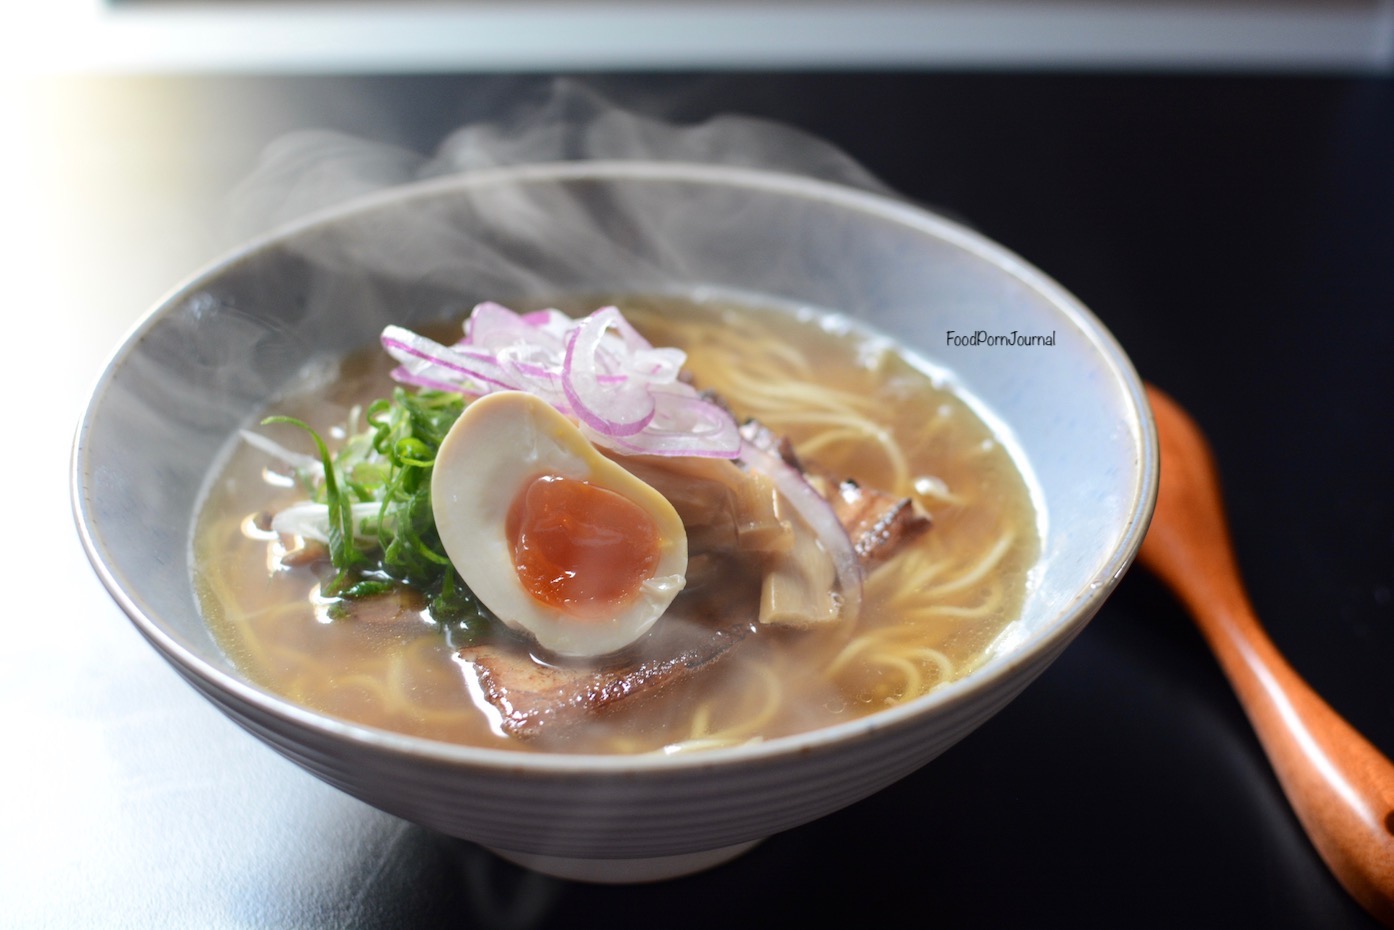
[213,78,928,348]
[227,79,889,245]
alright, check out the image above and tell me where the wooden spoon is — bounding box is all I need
[1139,384,1394,926]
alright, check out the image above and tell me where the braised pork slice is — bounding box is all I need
[458,555,760,740]
[463,622,750,741]
[738,419,931,568]
[454,428,933,739]
[827,479,931,569]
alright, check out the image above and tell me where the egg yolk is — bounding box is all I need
[508,475,662,619]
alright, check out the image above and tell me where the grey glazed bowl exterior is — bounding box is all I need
[73,162,1157,877]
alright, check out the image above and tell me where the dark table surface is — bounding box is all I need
[13,70,1392,928]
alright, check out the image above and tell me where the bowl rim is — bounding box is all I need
[71,159,1159,776]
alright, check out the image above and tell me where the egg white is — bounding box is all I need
[431,391,687,657]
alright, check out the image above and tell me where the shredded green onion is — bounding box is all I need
[262,387,489,637]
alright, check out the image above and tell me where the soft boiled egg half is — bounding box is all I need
[431,391,688,657]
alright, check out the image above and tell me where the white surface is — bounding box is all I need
[5,1,1392,74]
[0,79,345,927]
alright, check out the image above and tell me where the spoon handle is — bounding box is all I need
[1138,386,1394,926]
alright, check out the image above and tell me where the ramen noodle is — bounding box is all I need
[193,296,1039,755]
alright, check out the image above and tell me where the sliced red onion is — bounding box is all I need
[494,343,568,407]
[388,366,472,395]
[380,325,512,393]
[604,390,742,458]
[381,303,741,459]
[738,438,864,623]
[561,311,657,438]
[469,302,570,354]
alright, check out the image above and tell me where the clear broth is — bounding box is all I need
[193,297,1040,755]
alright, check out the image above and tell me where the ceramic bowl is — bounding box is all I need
[72,162,1156,882]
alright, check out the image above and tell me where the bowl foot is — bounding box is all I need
[487,839,763,883]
